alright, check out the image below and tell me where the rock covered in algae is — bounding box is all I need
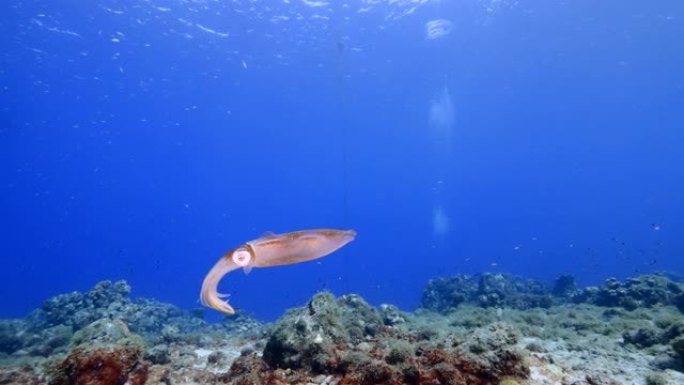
[231,291,529,385]
[46,317,149,385]
[29,280,216,344]
[263,291,383,372]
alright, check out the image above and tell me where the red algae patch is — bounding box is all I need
[47,345,148,385]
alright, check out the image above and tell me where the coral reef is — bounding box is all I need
[39,280,132,330]
[1,273,683,385]
[421,274,479,312]
[33,280,213,344]
[578,275,684,310]
[422,273,684,313]
[0,280,267,385]
[421,273,555,312]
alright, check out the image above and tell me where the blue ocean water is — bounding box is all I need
[1,0,682,322]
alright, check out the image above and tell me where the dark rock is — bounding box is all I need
[553,275,579,298]
[227,354,270,384]
[675,293,684,313]
[623,328,660,348]
[422,273,555,313]
[662,321,684,341]
[240,346,255,356]
[380,304,407,326]
[672,336,684,364]
[525,342,546,353]
[602,308,625,319]
[26,324,73,357]
[1,320,73,358]
[0,367,42,385]
[477,273,553,309]
[385,340,413,365]
[460,322,521,355]
[262,291,383,372]
[190,308,205,319]
[207,351,227,366]
[0,321,24,354]
[145,345,171,365]
[421,275,478,312]
[645,372,670,385]
[580,275,684,310]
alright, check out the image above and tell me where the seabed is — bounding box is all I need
[1,273,683,385]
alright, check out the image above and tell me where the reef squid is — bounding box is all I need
[200,229,356,315]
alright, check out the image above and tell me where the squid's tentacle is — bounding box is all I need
[199,254,240,315]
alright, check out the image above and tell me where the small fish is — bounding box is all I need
[200,229,356,315]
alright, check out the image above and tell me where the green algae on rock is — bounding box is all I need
[236,291,529,385]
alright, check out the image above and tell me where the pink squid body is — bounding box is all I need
[200,229,356,315]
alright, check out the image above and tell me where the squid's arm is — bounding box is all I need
[199,252,242,315]
[200,229,356,315]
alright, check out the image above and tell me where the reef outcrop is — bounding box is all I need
[230,291,529,385]
[47,318,149,385]
[421,273,555,312]
[421,273,684,313]
[0,280,266,385]
[577,274,684,310]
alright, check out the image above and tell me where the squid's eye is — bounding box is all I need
[232,249,251,266]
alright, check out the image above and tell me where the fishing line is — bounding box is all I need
[333,11,350,227]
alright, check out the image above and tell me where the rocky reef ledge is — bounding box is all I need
[0,274,683,385]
